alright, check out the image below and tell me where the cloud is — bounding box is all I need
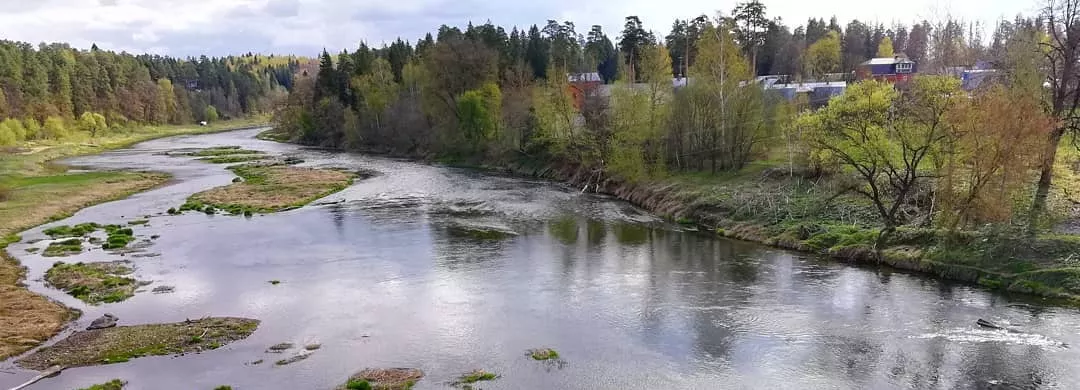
[0,0,1036,57]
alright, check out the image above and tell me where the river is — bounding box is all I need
[2,128,1079,389]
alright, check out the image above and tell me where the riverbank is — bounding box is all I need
[497,158,1080,305]
[0,118,270,360]
[258,127,1080,303]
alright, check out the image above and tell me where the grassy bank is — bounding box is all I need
[560,163,1080,304]
[0,118,269,361]
[262,127,1080,304]
[182,164,355,215]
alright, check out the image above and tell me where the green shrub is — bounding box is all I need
[345,380,371,390]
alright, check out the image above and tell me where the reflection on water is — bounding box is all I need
[2,128,1080,390]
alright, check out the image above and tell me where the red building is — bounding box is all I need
[567,73,602,110]
[856,57,917,83]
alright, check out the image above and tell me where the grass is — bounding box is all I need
[102,224,136,250]
[16,317,260,370]
[44,222,101,238]
[44,261,141,305]
[183,164,354,215]
[346,379,373,390]
[453,370,497,386]
[528,348,559,361]
[78,379,126,390]
[341,368,423,390]
[0,118,267,360]
[628,156,1080,303]
[43,238,83,257]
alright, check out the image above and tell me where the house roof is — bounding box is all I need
[568,72,602,82]
[861,57,915,66]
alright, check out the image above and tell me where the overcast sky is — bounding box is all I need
[0,0,1040,58]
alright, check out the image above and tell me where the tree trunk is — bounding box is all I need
[874,224,896,261]
[1028,128,1066,234]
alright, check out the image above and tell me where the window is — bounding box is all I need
[896,62,913,74]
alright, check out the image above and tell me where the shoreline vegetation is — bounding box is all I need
[267,124,1080,305]
[0,118,269,361]
[16,317,259,370]
[264,2,1080,306]
[180,163,355,216]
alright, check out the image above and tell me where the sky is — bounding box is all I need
[0,0,1041,58]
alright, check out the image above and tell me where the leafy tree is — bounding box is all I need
[353,58,397,131]
[23,118,40,140]
[800,77,962,247]
[877,37,895,57]
[79,111,107,137]
[204,105,219,122]
[457,82,502,142]
[804,31,841,78]
[42,116,68,140]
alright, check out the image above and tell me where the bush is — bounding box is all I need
[42,116,69,140]
[345,380,371,390]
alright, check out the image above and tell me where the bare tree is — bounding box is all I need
[1029,0,1080,232]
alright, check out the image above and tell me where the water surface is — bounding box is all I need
[3,128,1079,390]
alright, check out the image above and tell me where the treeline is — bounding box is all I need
[0,41,306,145]
[275,0,1071,235]
[274,12,792,172]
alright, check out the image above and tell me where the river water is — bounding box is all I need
[2,128,1080,390]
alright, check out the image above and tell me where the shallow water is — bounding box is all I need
[3,128,1080,390]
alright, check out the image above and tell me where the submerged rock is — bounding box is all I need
[977,318,1004,330]
[274,353,310,366]
[151,285,175,294]
[341,368,424,390]
[87,314,118,330]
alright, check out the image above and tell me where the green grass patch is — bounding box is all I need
[43,238,83,257]
[44,261,140,305]
[453,370,497,386]
[182,164,354,215]
[43,222,100,238]
[77,379,126,390]
[528,348,559,361]
[16,317,260,370]
[102,224,136,250]
[345,379,372,390]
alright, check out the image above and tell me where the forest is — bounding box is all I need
[271,0,1080,248]
[0,42,305,145]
